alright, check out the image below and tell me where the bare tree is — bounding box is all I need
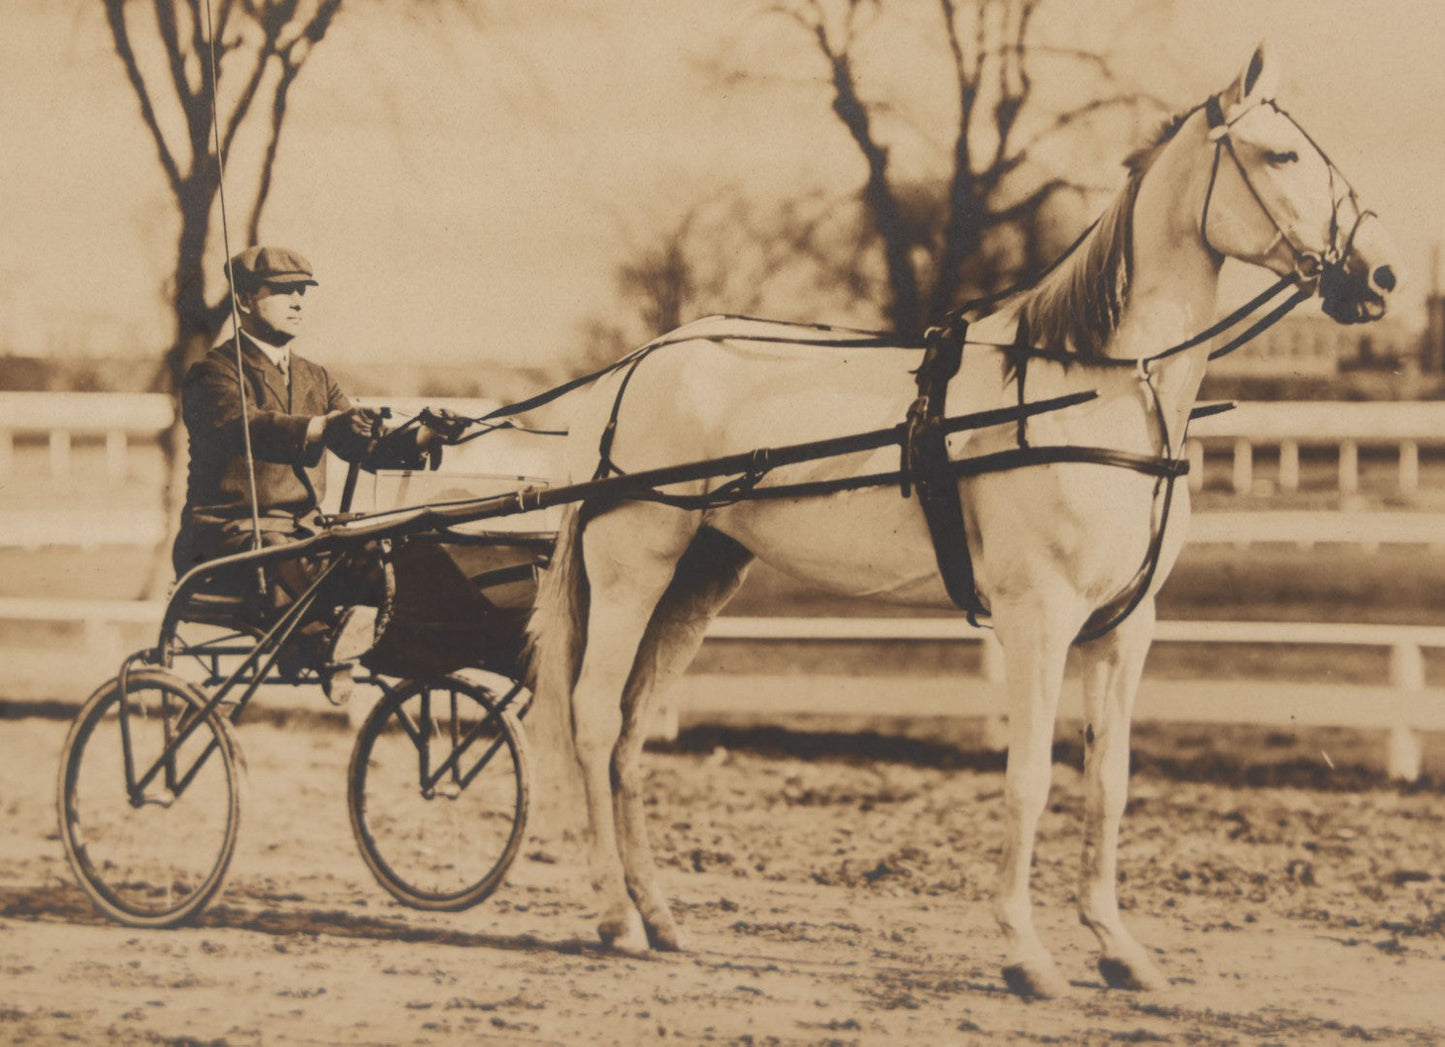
[758,0,1161,335]
[582,188,877,373]
[101,0,475,591]
[104,0,350,389]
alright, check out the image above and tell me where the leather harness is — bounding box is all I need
[899,315,1189,643]
[495,88,1369,643]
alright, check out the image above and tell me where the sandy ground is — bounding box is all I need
[4,714,1445,1045]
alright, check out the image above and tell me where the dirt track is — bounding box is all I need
[4,715,1445,1045]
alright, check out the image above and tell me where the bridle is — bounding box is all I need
[1199,93,1373,288]
[1143,94,1375,371]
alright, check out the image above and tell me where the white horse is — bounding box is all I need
[527,45,1397,997]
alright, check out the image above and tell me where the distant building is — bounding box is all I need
[1424,291,1445,373]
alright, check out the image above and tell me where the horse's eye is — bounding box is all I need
[1264,149,1299,166]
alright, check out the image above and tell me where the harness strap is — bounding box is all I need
[1072,373,1178,642]
[627,441,1186,509]
[901,319,987,621]
[1144,272,1299,365]
[592,345,663,481]
[1013,316,1032,449]
[1207,285,1313,361]
[947,444,1187,481]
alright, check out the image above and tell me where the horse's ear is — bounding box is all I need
[1221,43,1279,120]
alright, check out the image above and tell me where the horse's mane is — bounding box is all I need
[1011,107,1197,361]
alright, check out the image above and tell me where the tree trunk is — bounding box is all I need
[143,194,222,598]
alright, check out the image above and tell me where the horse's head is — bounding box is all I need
[1198,44,1398,323]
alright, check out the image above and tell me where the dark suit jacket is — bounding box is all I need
[174,335,437,578]
[173,337,350,575]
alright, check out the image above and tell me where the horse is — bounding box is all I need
[526,44,1398,998]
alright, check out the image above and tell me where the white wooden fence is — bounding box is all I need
[0,599,1437,780]
[0,391,172,486]
[3,393,1444,781]
[5,392,1445,548]
[1188,400,1445,496]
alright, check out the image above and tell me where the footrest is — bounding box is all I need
[174,591,254,630]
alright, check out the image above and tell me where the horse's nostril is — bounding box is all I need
[1373,265,1397,293]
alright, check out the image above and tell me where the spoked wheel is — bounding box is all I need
[57,668,245,928]
[348,674,529,910]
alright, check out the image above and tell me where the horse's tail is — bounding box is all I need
[524,505,590,837]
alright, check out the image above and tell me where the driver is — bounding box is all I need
[172,245,442,703]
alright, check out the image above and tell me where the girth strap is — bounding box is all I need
[902,320,987,622]
[901,316,1190,642]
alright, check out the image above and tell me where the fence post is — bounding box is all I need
[81,614,125,677]
[105,430,129,485]
[1278,439,1300,493]
[1232,439,1253,494]
[1338,440,1359,496]
[49,429,72,482]
[1399,440,1420,495]
[1187,440,1204,492]
[1386,642,1424,782]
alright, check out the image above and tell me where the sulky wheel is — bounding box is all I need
[57,667,245,928]
[347,674,529,911]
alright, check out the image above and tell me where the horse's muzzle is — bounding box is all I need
[1320,215,1398,325]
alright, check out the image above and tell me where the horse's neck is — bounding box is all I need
[1105,121,1222,429]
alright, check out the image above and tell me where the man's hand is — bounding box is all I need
[416,408,465,469]
[418,407,467,443]
[322,407,383,456]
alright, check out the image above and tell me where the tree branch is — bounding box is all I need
[984,0,1032,186]
[981,176,1079,226]
[246,0,343,244]
[153,0,199,134]
[219,21,284,159]
[103,0,184,193]
[1003,92,1157,171]
[247,50,301,243]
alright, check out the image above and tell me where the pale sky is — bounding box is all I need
[2,0,1442,374]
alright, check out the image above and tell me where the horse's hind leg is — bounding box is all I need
[613,529,754,950]
[1075,599,1169,991]
[572,504,697,954]
[991,598,1080,999]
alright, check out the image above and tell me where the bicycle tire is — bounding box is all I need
[57,668,245,928]
[348,674,529,910]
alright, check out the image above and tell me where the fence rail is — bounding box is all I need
[6,393,1445,549]
[0,599,1436,780]
[5,393,1445,493]
[8,508,1445,552]
[4,394,1443,780]
[1188,401,1445,496]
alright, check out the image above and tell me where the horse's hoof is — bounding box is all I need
[645,920,690,952]
[1002,961,1069,999]
[1098,955,1169,992]
[598,913,650,956]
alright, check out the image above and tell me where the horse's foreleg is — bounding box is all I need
[573,509,694,954]
[1075,599,1169,991]
[991,600,1079,999]
[613,531,754,951]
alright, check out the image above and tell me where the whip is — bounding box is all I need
[202,0,266,591]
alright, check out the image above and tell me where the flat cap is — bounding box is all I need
[227,246,319,291]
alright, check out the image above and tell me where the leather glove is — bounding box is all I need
[417,408,464,470]
[323,407,383,457]
[419,407,467,443]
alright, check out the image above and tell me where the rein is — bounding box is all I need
[421,90,1349,640]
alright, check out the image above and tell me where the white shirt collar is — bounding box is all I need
[241,330,290,375]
